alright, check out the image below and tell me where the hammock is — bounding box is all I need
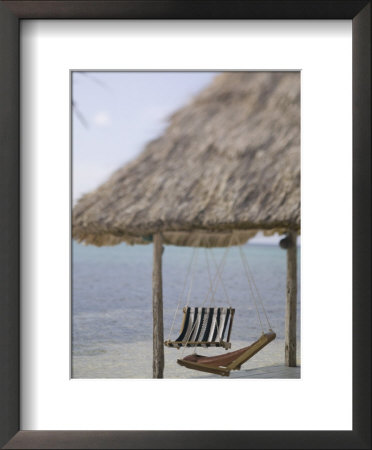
[177,331,276,376]
[164,306,235,349]
[165,233,276,376]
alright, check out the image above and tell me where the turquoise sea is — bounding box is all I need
[72,241,301,378]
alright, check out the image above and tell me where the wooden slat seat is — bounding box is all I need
[164,306,235,349]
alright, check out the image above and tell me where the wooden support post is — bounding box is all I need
[152,233,164,378]
[285,230,298,367]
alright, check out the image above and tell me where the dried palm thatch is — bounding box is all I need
[73,71,300,247]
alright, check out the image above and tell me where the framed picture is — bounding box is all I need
[0,1,370,449]
[70,69,301,382]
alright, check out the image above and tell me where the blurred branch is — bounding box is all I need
[78,72,109,91]
[72,72,109,129]
[72,101,89,129]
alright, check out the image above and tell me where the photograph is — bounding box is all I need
[72,71,301,379]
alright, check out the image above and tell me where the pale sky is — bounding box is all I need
[72,71,291,245]
[72,71,216,203]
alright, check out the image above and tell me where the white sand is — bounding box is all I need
[72,338,300,379]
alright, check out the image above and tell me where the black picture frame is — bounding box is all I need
[0,1,370,449]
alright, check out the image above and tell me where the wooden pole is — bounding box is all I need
[152,233,164,378]
[285,230,298,367]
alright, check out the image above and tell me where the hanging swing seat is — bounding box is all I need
[177,331,276,376]
[164,306,235,350]
[165,240,276,376]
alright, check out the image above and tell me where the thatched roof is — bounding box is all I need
[73,71,300,247]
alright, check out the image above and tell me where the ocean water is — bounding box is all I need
[72,241,301,378]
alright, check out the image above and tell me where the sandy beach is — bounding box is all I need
[72,241,301,379]
[72,338,300,379]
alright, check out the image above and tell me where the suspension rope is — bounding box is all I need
[202,243,230,307]
[238,245,264,334]
[182,249,226,355]
[180,248,201,356]
[210,249,232,307]
[205,249,216,305]
[182,234,234,354]
[185,246,199,308]
[171,231,274,357]
[239,247,273,330]
[167,247,197,341]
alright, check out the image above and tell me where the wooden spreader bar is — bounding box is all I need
[164,340,232,349]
